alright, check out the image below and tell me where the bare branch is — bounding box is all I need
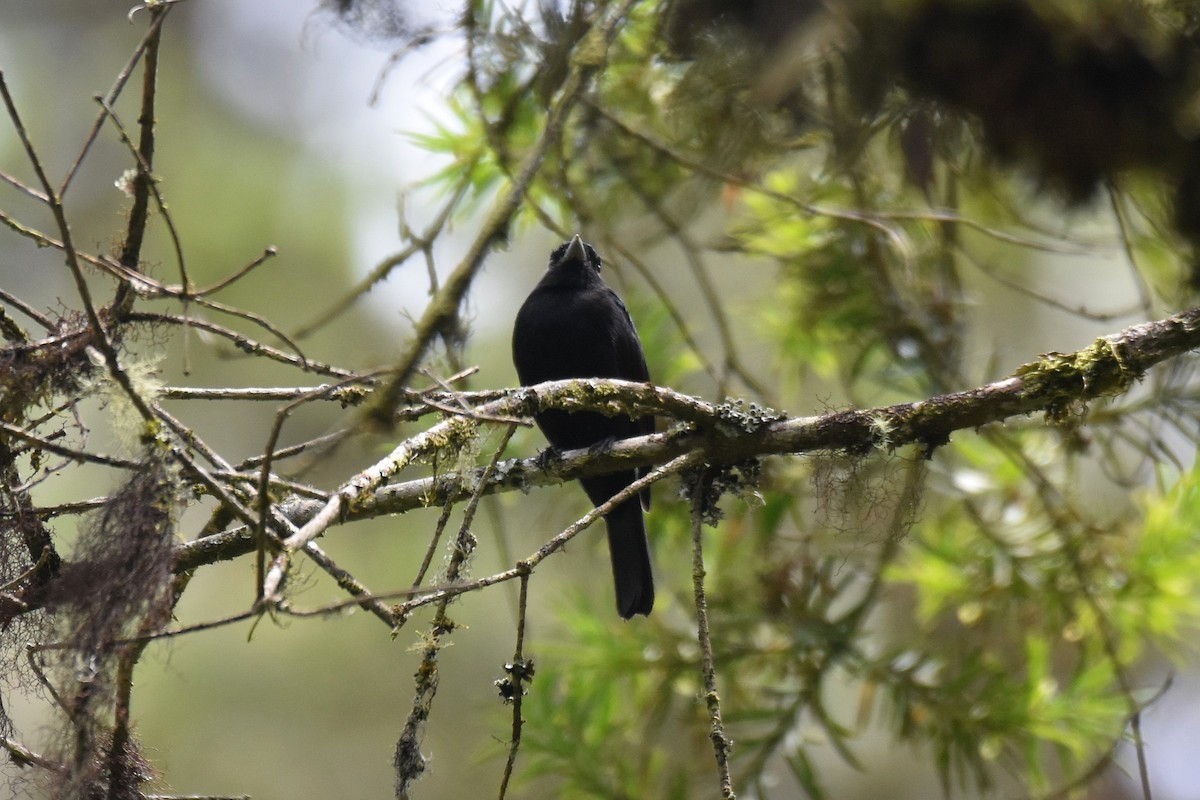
[127,311,359,378]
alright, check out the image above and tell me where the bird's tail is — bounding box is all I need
[605,498,654,619]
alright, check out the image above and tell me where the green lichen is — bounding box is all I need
[332,386,369,408]
[548,381,639,419]
[1016,338,1139,423]
[427,416,479,452]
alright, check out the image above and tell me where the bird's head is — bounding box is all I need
[550,234,602,274]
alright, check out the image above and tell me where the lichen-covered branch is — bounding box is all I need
[175,303,1200,574]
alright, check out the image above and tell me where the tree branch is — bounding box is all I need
[174,303,1200,575]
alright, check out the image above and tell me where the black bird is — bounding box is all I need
[512,235,655,618]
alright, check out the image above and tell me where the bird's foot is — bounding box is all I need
[587,436,618,456]
[535,446,564,471]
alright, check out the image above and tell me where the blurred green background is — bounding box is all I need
[2,2,1196,799]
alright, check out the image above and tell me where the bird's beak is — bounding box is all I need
[564,234,587,263]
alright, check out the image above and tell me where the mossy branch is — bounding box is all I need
[175,303,1200,575]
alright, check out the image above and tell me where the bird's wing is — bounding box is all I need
[606,290,655,511]
[608,292,654,436]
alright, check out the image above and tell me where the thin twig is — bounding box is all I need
[599,162,772,399]
[126,311,358,378]
[0,547,54,593]
[394,439,495,796]
[25,644,73,717]
[97,94,188,298]
[149,403,395,625]
[0,420,142,470]
[254,376,374,600]
[991,435,1155,800]
[285,540,399,627]
[586,96,1075,256]
[417,367,529,425]
[688,469,736,799]
[212,471,328,501]
[292,177,471,339]
[160,384,372,401]
[0,734,63,772]
[398,423,518,628]
[599,235,725,388]
[232,428,355,469]
[191,246,278,297]
[0,207,115,274]
[0,167,48,201]
[965,248,1143,322]
[261,418,477,599]
[496,572,530,800]
[0,304,29,343]
[109,5,166,322]
[59,7,171,196]
[394,452,700,617]
[0,286,54,329]
[23,498,112,519]
[107,573,181,800]
[410,492,457,604]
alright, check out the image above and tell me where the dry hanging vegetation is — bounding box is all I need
[4,1,1200,798]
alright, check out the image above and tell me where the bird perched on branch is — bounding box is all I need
[512,235,655,618]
